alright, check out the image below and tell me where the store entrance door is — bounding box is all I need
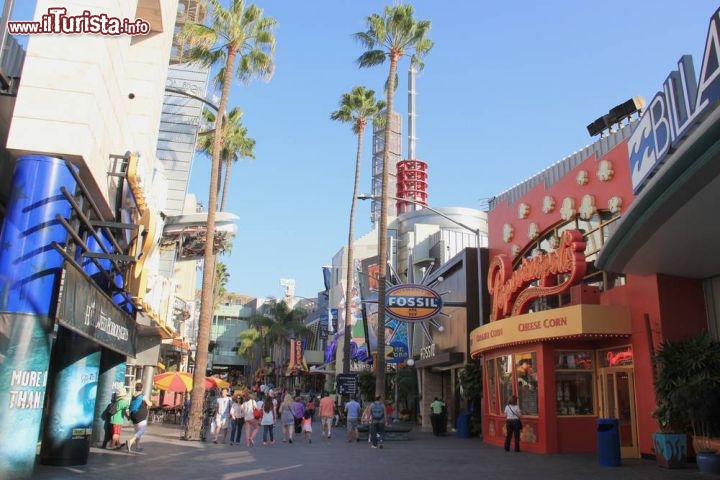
[597,368,638,458]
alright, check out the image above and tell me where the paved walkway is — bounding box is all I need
[31,422,702,480]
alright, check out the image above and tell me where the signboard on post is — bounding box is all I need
[336,373,358,396]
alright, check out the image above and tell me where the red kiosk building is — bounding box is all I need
[470,7,720,457]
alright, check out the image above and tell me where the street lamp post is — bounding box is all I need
[357,193,485,334]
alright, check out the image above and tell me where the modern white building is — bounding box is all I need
[0,1,224,476]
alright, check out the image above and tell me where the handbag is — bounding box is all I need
[509,406,522,430]
[253,404,263,420]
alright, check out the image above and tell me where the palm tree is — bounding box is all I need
[248,299,311,361]
[212,261,229,309]
[179,0,276,440]
[236,327,261,364]
[330,86,385,374]
[197,107,256,211]
[354,4,432,397]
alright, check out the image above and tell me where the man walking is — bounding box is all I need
[429,397,445,436]
[318,391,335,439]
[369,395,386,449]
[344,396,361,442]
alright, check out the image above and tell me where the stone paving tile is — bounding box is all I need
[30,423,701,480]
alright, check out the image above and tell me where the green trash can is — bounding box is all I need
[597,418,621,466]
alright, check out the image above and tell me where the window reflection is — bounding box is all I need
[516,352,538,415]
[555,350,595,416]
[486,358,497,414]
[497,355,513,412]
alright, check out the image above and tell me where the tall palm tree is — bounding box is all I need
[330,86,385,374]
[197,107,256,211]
[179,0,276,440]
[354,4,432,397]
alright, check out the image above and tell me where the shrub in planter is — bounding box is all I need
[653,332,720,469]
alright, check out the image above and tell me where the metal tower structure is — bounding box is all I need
[371,110,402,225]
[396,66,428,215]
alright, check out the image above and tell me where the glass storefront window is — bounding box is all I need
[555,350,594,416]
[486,353,538,416]
[599,346,633,367]
[486,358,497,414]
[497,355,513,412]
[516,352,539,415]
[556,372,594,415]
[554,351,593,369]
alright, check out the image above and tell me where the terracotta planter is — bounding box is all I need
[653,432,687,469]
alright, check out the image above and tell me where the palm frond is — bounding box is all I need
[357,50,386,68]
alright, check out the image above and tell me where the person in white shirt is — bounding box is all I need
[260,395,277,446]
[242,394,260,447]
[229,395,244,445]
[504,395,522,452]
[213,389,232,444]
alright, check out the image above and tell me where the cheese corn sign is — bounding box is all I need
[386,284,443,322]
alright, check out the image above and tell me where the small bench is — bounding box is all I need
[357,423,413,441]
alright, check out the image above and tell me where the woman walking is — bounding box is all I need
[279,394,296,443]
[504,395,522,452]
[229,395,244,446]
[126,382,151,452]
[242,394,260,447]
[260,397,276,446]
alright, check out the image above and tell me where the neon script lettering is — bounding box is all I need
[488,230,586,320]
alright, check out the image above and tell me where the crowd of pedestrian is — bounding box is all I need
[109,383,420,454]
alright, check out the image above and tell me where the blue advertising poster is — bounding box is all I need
[40,329,101,466]
[0,313,53,477]
[0,155,77,478]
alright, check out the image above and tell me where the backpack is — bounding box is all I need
[371,402,384,420]
[129,394,143,414]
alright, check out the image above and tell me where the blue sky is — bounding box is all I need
[10,1,719,300]
[188,0,718,300]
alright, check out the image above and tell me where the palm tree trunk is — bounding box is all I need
[343,122,365,374]
[186,45,238,440]
[217,155,224,209]
[376,54,399,397]
[220,157,232,211]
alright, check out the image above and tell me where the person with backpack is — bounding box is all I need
[109,385,129,449]
[125,382,151,453]
[369,395,386,449]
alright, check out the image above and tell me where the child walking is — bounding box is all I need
[302,410,313,444]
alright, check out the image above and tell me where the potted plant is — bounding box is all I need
[653,332,720,471]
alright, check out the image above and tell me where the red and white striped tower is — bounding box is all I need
[396,65,428,215]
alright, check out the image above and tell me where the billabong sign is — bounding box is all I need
[386,284,443,322]
[629,7,720,193]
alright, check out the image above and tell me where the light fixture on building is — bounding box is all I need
[587,97,645,137]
